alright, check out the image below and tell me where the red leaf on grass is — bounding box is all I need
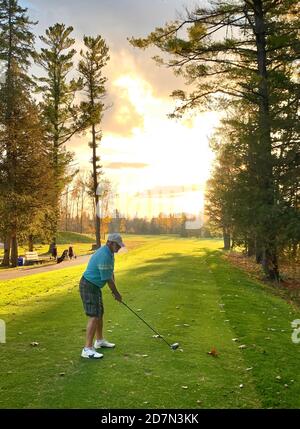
[207,347,219,357]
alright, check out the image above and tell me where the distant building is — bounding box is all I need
[184,213,204,237]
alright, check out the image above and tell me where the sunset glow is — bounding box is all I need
[72,73,220,218]
[26,0,222,219]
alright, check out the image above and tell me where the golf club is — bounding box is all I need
[121,301,179,350]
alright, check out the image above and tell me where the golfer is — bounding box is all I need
[79,233,125,359]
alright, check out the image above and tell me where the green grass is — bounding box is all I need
[56,231,95,244]
[0,236,299,408]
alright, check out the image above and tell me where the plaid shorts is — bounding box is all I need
[79,276,104,318]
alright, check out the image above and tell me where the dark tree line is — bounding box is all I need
[130,0,299,281]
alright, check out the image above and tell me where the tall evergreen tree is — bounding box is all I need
[0,0,37,266]
[0,97,56,266]
[78,35,109,248]
[35,23,84,249]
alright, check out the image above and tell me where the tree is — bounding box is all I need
[130,0,300,280]
[206,97,299,268]
[0,85,56,266]
[35,23,84,249]
[78,35,109,247]
[0,0,55,266]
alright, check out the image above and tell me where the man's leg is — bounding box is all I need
[85,317,99,348]
[95,315,103,341]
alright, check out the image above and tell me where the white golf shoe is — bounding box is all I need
[81,347,103,359]
[94,339,115,349]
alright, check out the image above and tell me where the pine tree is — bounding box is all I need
[35,23,85,249]
[0,85,56,267]
[78,35,109,248]
[0,0,37,266]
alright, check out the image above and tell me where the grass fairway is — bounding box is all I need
[0,236,300,409]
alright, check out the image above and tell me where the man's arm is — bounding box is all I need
[107,274,122,302]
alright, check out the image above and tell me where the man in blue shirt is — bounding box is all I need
[79,233,125,359]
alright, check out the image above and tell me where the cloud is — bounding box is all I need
[102,87,144,138]
[105,162,149,169]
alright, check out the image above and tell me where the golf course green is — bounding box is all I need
[0,236,299,408]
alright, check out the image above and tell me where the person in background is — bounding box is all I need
[52,244,57,260]
[68,246,74,259]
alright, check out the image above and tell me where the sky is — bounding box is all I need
[21,0,220,218]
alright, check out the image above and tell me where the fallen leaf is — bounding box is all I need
[207,347,219,357]
[181,386,188,389]
[246,367,253,371]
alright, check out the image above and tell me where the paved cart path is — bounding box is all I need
[0,254,91,281]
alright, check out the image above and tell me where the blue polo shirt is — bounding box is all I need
[83,245,114,288]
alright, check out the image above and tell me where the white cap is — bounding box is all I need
[107,233,125,248]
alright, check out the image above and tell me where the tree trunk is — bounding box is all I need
[92,123,101,248]
[1,233,11,267]
[47,203,60,253]
[261,247,280,282]
[223,228,231,250]
[28,234,34,252]
[247,237,255,257]
[10,233,18,268]
[253,0,279,281]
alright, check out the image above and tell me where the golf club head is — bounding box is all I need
[171,342,179,350]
